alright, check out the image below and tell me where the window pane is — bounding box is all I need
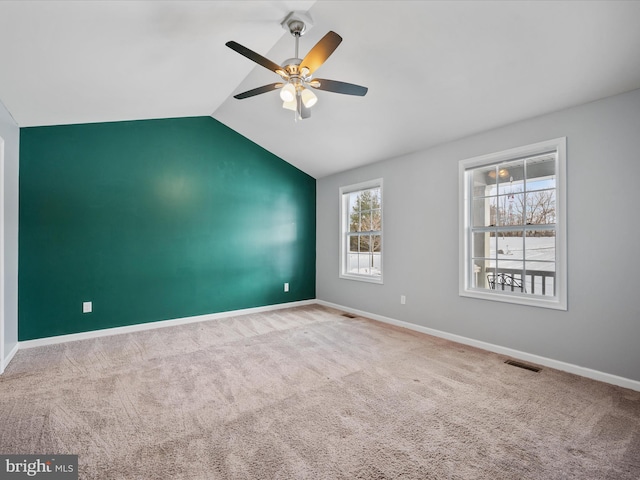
[525,191,556,225]
[497,260,523,273]
[349,212,360,232]
[349,235,358,253]
[353,253,380,276]
[348,192,360,212]
[497,192,524,226]
[367,235,374,253]
[472,259,494,289]
[526,154,555,192]
[494,260,524,292]
[472,197,497,227]
[527,261,555,271]
[497,160,524,195]
[362,254,370,273]
[527,176,556,192]
[372,253,381,275]
[363,189,379,210]
[525,230,555,261]
[361,211,372,231]
[371,209,381,231]
[347,253,358,273]
[497,233,523,260]
[472,166,498,195]
[525,263,555,296]
[473,232,494,259]
[366,235,373,252]
[357,253,365,271]
[370,187,381,206]
[372,235,381,253]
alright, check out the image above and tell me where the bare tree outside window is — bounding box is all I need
[490,188,556,236]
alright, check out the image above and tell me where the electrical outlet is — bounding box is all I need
[82,301,92,313]
[400,295,406,305]
[284,283,289,292]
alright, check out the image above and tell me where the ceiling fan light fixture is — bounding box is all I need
[282,98,297,111]
[301,88,318,108]
[279,82,296,102]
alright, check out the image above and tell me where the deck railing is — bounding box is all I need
[489,268,555,296]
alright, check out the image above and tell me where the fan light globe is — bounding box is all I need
[282,98,297,111]
[301,88,318,108]
[280,83,296,102]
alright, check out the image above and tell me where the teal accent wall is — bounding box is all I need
[19,116,316,340]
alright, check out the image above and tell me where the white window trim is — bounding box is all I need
[458,138,567,310]
[339,178,383,284]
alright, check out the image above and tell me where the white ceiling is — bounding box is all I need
[1,1,640,178]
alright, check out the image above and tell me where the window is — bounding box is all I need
[459,138,567,310]
[340,179,383,283]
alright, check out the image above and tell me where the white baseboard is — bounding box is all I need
[19,300,316,350]
[1,341,19,373]
[316,300,640,393]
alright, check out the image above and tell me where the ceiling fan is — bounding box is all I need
[226,12,368,120]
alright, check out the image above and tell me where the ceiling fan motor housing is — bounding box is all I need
[282,58,302,76]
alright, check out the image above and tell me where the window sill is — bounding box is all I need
[340,273,384,284]
[459,288,567,311]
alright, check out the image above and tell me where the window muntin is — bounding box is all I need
[340,180,383,283]
[460,139,566,309]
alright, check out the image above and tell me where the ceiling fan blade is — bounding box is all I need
[311,79,368,96]
[226,41,285,75]
[233,83,283,99]
[300,31,342,75]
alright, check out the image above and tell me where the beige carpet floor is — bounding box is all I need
[1,304,639,479]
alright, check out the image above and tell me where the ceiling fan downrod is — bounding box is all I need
[286,18,306,59]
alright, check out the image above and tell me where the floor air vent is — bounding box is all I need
[341,313,357,318]
[504,360,541,372]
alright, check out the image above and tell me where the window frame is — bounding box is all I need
[459,138,567,310]
[339,178,383,284]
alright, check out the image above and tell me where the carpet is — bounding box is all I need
[1,305,639,479]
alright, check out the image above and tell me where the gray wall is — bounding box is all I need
[0,99,19,365]
[317,88,640,383]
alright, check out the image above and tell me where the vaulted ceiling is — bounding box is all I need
[1,1,640,178]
